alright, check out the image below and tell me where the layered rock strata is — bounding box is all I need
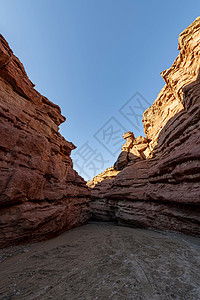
[87,167,119,188]
[90,18,200,236]
[143,16,200,152]
[0,35,91,248]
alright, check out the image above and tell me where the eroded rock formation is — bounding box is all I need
[90,18,200,236]
[87,166,119,188]
[143,17,200,152]
[0,35,91,248]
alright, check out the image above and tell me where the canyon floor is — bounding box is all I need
[0,222,200,300]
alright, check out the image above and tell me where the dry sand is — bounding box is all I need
[0,222,200,300]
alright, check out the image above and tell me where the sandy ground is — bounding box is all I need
[0,222,200,300]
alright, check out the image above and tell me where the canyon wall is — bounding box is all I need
[0,35,91,248]
[90,18,200,236]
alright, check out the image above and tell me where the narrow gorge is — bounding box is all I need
[0,14,200,300]
[0,18,199,246]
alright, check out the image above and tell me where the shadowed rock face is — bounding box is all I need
[0,35,91,248]
[90,18,200,236]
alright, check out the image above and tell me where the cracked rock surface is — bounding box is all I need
[0,34,91,248]
[89,18,200,236]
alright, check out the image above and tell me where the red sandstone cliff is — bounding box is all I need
[0,35,91,248]
[90,18,200,236]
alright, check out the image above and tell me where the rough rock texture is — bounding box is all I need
[114,133,150,171]
[87,133,150,189]
[143,16,200,153]
[87,167,119,188]
[0,35,91,248]
[90,18,200,236]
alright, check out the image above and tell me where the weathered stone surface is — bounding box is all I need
[113,133,150,171]
[0,34,91,248]
[87,166,119,188]
[143,16,200,152]
[90,18,200,236]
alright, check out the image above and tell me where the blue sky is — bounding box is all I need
[0,0,200,180]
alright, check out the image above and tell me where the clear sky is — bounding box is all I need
[0,0,200,180]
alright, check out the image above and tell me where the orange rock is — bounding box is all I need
[90,18,200,236]
[0,35,91,248]
[87,166,119,188]
[143,17,200,152]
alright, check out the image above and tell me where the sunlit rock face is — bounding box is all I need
[0,35,91,248]
[87,166,120,189]
[90,18,200,236]
[143,16,200,152]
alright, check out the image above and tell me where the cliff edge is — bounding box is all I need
[89,18,200,236]
[0,35,91,248]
